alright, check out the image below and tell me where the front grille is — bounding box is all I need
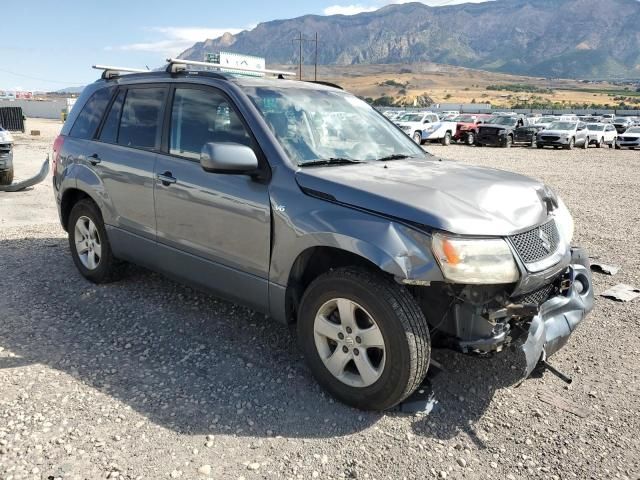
[517,283,555,306]
[481,128,499,135]
[620,136,637,142]
[509,219,560,264]
[541,135,560,142]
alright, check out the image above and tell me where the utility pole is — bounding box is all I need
[292,32,320,81]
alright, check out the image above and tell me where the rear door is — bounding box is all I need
[90,85,168,240]
[153,84,271,312]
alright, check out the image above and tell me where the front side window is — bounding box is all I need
[118,88,166,150]
[169,87,252,160]
[69,86,114,139]
[246,87,426,165]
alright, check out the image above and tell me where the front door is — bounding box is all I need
[153,85,271,312]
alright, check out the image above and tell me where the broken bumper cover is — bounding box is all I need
[521,247,594,377]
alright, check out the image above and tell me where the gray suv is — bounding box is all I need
[53,67,594,410]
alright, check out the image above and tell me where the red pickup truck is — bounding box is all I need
[453,114,493,145]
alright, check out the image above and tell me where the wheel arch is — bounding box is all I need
[60,188,99,231]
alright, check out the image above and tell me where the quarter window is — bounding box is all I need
[169,87,251,160]
[69,87,114,139]
[118,88,166,150]
[99,89,125,144]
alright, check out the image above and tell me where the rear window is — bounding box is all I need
[69,87,115,139]
[117,88,166,149]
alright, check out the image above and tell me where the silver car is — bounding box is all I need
[536,121,589,150]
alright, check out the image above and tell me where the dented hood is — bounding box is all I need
[295,158,552,236]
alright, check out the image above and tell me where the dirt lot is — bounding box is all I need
[1,119,639,480]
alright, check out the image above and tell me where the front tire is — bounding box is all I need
[0,166,14,186]
[412,132,423,145]
[441,132,451,146]
[566,138,575,150]
[297,267,430,411]
[465,132,475,146]
[68,199,122,284]
[582,137,589,149]
[504,135,513,148]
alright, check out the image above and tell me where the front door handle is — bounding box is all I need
[89,153,101,165]
[157,171,177,186]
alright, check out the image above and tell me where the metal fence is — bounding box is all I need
[0,107,25,132]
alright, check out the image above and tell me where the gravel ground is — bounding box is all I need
[0,119,639,479]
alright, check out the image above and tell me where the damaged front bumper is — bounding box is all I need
[520,247,593,376]
[415,247,594,379]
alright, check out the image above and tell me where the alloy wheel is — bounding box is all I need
[74,216,102,270]
[313,298,386,388]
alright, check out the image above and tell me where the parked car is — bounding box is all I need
[585,123,617,148]
[452,114,491,145]
[601,114,615,123]
[476,115,527,148]
[419,116,459,145]
[532,116,556,129]
[53,65,594,411]
[616,126,640,149]
[0,126,14,185]
[395,111,440,140]
[514,124,545,147]
[536,121,588,150]
[613,117,633,134]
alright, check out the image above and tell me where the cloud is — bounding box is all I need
[109,26,243,56]
[323,4,378,15]
[323,0,491,16]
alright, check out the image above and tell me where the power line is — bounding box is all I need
[0,68,85,86]
[292,32,321,81]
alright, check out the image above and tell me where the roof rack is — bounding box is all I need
[165,58,296,78]
[93,65,149,80]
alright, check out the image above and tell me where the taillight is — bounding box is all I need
[52,135,65,174]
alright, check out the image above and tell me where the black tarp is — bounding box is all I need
[0,107,25,132]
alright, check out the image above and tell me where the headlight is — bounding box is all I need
[431,233,520,284]
[554,197,574,244]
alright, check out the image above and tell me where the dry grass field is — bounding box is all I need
[288,63,637,108]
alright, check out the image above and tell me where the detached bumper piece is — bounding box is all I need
[0,157,49,192]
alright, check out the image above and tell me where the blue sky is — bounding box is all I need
[0,0,488,91]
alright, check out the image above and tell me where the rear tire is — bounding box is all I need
[297,267,431,411]
[0,167,14,186]
[441,132,451,146]
[582,137,589,149]
[412,132,423,145]
[68,199,123,284]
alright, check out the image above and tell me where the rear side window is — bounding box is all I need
[169,87,251,160]
[118,88,166,150]
[69,87,114,139]
[99,89,126,144]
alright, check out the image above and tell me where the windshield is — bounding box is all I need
[626,127,640,134]
[537,117,554,123]
[398,113,425,122]
[246,87,427,165]
[587,124,604,131]
[454,115,476,122]
[614,117,628,123]
[548,122,576,130]
[487,116,517,126]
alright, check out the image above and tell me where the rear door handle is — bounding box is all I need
[89,153,101,165]
[157,171,177,186]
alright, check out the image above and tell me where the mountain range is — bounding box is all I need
[179,0,640,79]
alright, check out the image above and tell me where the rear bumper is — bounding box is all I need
[520,247,593,376]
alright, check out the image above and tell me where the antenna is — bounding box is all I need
[165,58,296,77]
[92,65,148,80]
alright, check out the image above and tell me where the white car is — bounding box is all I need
[419,118,459,146]
[616,126,640,149]
[533,116,556,129]
[395,111,440,140]
[586,123,617,148]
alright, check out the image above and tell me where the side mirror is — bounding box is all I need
[200,142,259,174]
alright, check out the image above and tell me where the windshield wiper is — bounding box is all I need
[376,154,412,162]
[300,158,364,167]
